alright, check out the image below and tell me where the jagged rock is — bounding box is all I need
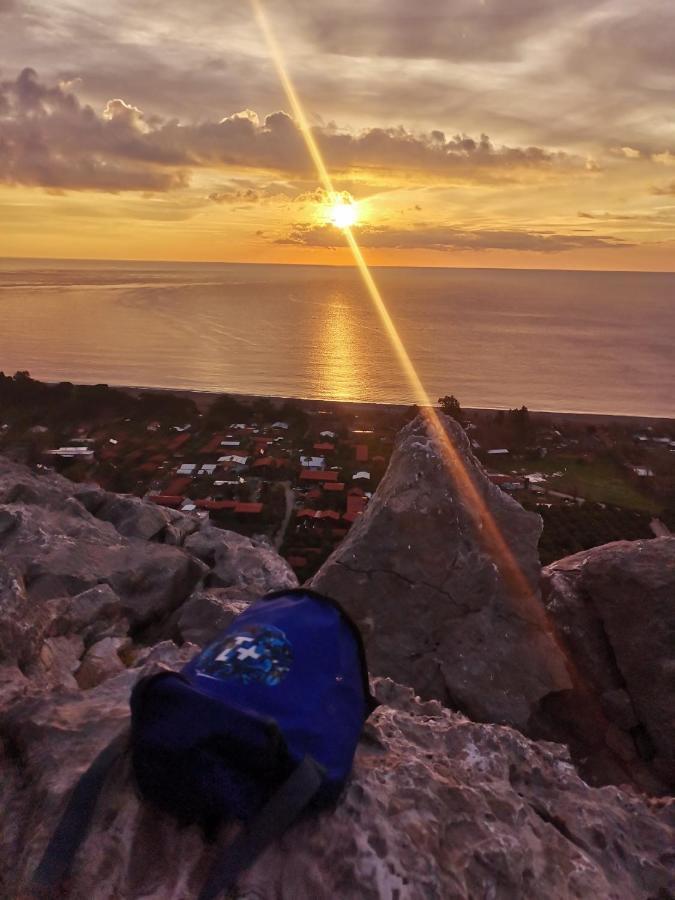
[311,413,570,728]
[76,637,129,689]
[2,677,673,900]
[94,494,171,541]
[38,634,84,690]
[0,467,206,628]
[45,584,127,643]
[71,482,108,513]
[542,538,675,790]
[170,588,251,646]
[184,525,298,594]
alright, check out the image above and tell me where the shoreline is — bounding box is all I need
[93,381,674,427]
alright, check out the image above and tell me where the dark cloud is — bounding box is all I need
[276,223,631,253]
[0,69,187,191]
[0,69,581,192]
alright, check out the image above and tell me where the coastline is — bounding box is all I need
[110,382,674,427]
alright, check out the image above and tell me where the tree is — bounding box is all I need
[438,395,462,421]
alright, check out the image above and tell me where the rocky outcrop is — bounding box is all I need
[3,677,673,900]
[311,414,571,728]
[540,538,675,791]
[0,455,297,696]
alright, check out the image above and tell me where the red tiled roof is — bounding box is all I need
[323,482,345,492]
[347,494,367,517]
[313,442,335,452]
[167,433,191,451]
[347,486,365,497]
[297,508,340,521]
[165,476,192,495]
[200,435,226,454]
[300,469,340,482]
[355,444,369,462]
[149,495,183,508]
[235,502,263,514]
[306,488,323,501]
[195,499,237,510]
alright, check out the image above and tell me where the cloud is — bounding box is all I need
[651,182,675,197]
[289,0,597,62]
[0,68,187,191]
[0,69,583,193]
[276,223,631,253]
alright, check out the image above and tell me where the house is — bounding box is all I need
[217,454,249,466]
[300,470,340,483]
[47,446,95,461]
[300,455,325,469]
[487,449,509,455]
[323,482,345,492]
[235,502,264,515]
[198,463,217,475]
[176,463,196,475]
[272,421,290,430]
[148,494,183,509]
[353,470,371,481]
[347,493,368,518]
[195,499,238,511]
[313,442,335,452]
[320,430,336,439]
[355,445,369,463]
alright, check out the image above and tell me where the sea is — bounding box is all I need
[0,258,673,418]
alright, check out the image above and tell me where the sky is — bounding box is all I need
[1,0,675,269]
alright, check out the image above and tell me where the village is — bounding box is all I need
[0,373,673,573]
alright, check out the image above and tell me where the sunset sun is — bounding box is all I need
[328,198,358,229]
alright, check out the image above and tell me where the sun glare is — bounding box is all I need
[328,199,358,229]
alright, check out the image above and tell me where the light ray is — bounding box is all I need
[250,0,554,628]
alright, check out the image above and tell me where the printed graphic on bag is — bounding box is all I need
[197,625,294,685]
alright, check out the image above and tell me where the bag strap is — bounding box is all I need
[31,728,129,894]
[197,755,324,900]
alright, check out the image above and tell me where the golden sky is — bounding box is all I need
[1,0,675,270]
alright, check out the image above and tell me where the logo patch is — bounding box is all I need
[197,625,293,686]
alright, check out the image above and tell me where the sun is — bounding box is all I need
[328,198,358,229]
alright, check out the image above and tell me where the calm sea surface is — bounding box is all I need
[0,259,673,417]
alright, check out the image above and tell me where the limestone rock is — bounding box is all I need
[311,413,570,728]
[76,637,129,689]
[170,588,252,646]
[3,678,673,900]
[542,538,675,790]
[185,525,298,595]
[0,472,206,628]
[95,494,171,541]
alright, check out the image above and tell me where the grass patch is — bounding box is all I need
[488,454,660,514]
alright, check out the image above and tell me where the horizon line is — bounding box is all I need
[2,255,675,276]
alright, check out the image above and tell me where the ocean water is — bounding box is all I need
[0,258,673,418]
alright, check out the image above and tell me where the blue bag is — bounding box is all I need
[32,589,376,899]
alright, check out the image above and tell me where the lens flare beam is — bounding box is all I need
[251,0,551,624]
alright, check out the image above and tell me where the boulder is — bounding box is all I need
[2,678,673,900]
[0,473,206,628]
[169,588,251,646]
[184,525,298,595]
[541,538,675,790]
[94,494,171,541]
[76,637,129,689]
[311,413,570,728]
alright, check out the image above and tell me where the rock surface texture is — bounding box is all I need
[311,414,571,728]
[3,677,673,900]
[541,538,675,792]
[1,444,674,898]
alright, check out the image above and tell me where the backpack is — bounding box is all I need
[31,588,377,899]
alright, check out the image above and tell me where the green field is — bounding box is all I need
[489,454,661,513]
